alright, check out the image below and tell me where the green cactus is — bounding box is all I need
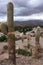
[32,26,41,58]
[1,23,8,34]
[7,2,16,65]
[27,34,31,49]
[7,2,14,32]
[8,32,16,65]
[35,26,41,51]
[21,34,24,42]
[35,26,40,44]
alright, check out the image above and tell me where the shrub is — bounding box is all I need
[1,23,8,34]
[16,49,32,56]
[0,35,7,42]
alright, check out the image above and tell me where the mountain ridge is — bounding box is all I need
[14,20,43,26]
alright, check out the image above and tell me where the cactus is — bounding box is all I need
[7,2,16,65]
[7,2,14,32]
[35,26,41,50]
[27,34,31,49]
[32,26,41,58]
[32,46,40,58]
[21,34,24,42]
[8,32,16,65]
[1,23,8,34]
[20,32,24,42]
[35,26,40,44]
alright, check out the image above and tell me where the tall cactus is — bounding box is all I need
[8,32,16,65]
[32,26,41,58]
[7,2,16,65]
[7,2,14,32]
[35,26,40,44]
[35,26,40,49]
[27,34,31,49]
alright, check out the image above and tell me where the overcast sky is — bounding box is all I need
[0,0,43,22]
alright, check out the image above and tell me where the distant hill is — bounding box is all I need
[0,20,43,27]
[14,20,43,26]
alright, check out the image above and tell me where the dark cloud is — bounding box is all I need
[0,0,43,16]
[14,0,43,16]
[14,0,27,7]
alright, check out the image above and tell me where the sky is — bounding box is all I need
[0,0,43,22]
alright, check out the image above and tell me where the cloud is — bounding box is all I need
[0,0,43,22]
[14,13,43,21]
[14,0,43,16]
[28,0,43,8]
[0,0,43,16]
[0,12,43,22]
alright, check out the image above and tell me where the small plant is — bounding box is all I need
[0,35,7,42]
[16,49,32,56]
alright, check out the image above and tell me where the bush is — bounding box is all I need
[1,23,8,34]
[16,49,32,56]
[0,35,7,42]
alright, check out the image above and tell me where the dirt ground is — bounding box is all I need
[0,37,43,65]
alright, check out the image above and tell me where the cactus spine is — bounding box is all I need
[7,2,16,65]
